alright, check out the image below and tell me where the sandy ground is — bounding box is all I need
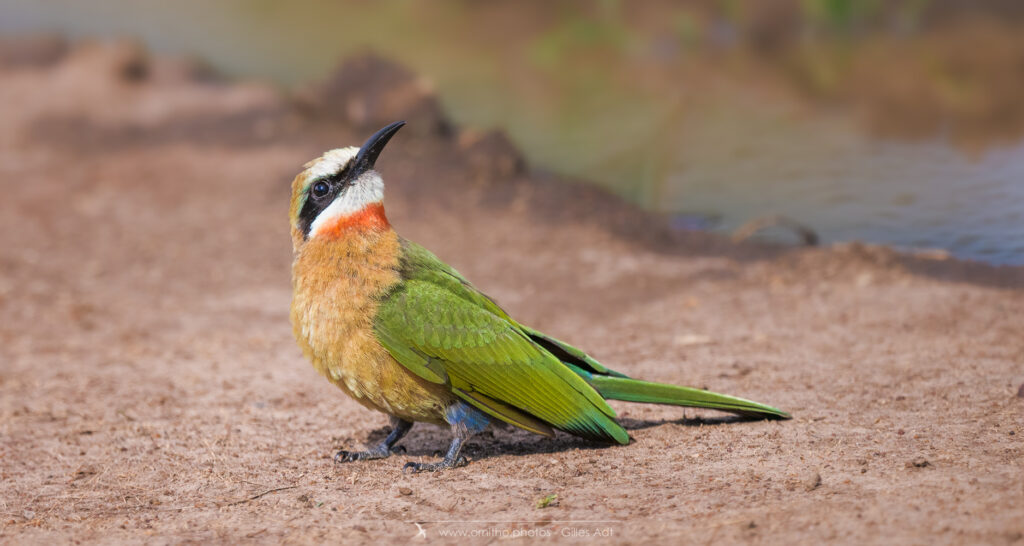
[1,40,1023,545]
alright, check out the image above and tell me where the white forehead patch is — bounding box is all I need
[305,146,359,181]
[309,171,385,237]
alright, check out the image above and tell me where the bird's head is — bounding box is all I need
[289,121,405,250]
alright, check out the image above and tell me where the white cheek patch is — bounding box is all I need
[309,171,385,237]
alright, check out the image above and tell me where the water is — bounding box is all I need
[3,0,1022,264]
[658,104,1024,263]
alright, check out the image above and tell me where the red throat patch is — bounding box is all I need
[314,202,390,238]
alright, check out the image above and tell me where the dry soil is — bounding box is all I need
[1,40,1022,545]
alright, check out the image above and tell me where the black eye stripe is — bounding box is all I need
[297,160,354,239]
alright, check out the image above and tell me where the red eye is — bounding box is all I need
[311,181,330,198]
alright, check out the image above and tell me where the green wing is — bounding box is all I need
[393,241,629,379]
[372,240,630,444]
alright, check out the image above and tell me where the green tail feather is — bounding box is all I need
[588,375,791,420]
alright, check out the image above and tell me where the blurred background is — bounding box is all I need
[3,0,1023,264]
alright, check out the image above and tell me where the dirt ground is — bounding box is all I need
[1,40,1022,545]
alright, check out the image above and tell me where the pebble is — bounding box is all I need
[803,471,822,491]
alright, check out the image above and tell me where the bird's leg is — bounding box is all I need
[335,417,413,463]
[403,433,469,473]
[403,401,489,473]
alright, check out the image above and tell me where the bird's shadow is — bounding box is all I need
[350,413,765,463]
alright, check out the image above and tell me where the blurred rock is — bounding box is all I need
[0,34,68,69]
[63,38,150,83]
[148,55,222,84]
[298,53,450,136]
[744,0,802,53]
[457,128,526,179]
[20,37,291,151]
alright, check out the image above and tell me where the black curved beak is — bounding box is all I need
[351,121,406,178]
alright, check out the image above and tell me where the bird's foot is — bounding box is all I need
[402,455,468,473]
[334,444,406,463]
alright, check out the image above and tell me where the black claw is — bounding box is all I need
[333,420,414,466]
[401,456,469,474]
[334,449,363,463]
[334,447,390,463]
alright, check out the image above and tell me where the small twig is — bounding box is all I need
[732,214,819,246]
[227,485,297,506]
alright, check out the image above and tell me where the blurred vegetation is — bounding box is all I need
[801,0,885,32]
[4,0,1023,261]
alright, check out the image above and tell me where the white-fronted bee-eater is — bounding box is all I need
[289,121,789,472]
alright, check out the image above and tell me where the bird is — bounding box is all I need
[289,121,790,473]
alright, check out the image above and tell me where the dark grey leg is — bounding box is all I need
[335,417,413,463]
[402,401,488,473]
[402,431,469,473]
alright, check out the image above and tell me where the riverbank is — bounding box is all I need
[1,39,1022,544]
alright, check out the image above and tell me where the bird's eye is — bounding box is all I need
[311,181,330,198]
